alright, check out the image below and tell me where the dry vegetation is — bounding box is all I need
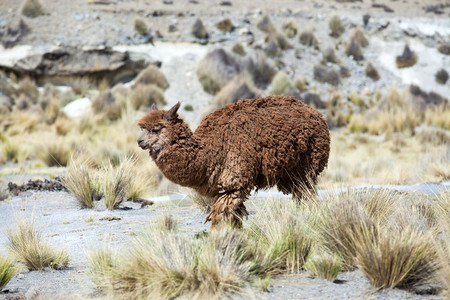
[0,256,16,291]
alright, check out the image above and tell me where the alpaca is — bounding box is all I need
[137,96,330,228]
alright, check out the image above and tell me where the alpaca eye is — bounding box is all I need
[152,127,161,133]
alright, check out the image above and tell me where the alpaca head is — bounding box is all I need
[137,102,181,159]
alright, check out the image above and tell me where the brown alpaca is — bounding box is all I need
[137,96,330,228]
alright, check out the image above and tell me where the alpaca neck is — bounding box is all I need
[155,121,206,188]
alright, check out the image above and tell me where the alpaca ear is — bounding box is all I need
[167,102,181,121]
[150,103,158,111]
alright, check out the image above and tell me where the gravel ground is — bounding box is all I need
[0,185,447,299]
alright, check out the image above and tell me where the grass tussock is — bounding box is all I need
[356,226,439,290]
[396,45,417,69]
[305,253,342,282]
[257,14,275,34]
[345,38,364,61]
[0,256,16,291]
[38,139,71,167]
[351,27,368,47]
[134,65,169,90]
[130,84,165,110]
[245,50,276,89]
[134,18,148,35]
[213,75,258,108]
[435,69,448,85]
[248,199,312,274]
[313,65,341,86]
[323,47,338,64]
[365,62,380,80]
[329,15,345,38]
[282,19,298,38]
[299,30,319,50]
[62,157,96,208]
[21,0,45,18]
[269,71,292,95]
[7,218,69,271]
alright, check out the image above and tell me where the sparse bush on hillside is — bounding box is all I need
[16,77,38,102]
[365,62,380,80]
[282,19,298,38]
[130,84,165,110]
[7,218,69,271]
[134,18,148,35]
[232,42,245,56]
[351,27,368,47]
[295,77,309,92]
[245,50,276,89]
[437,42,450,55]
[69,77,91,96]
[0,256,16,291]
[134,65,169,90]
[192,18,209,39]
[215,18,234,33]
[257,14,275,33]
[345,38,364,61]
[435,69,448,84]
[264,36,281,58]
[92,90,125,121]
[313,65,341,86]
[21,0,45,18]
[299,30,319,50]
[323,47,338,64]
[38,139,71,167]
[269,71,292,95]
[396,45,417,68]
[214,75,259,108]
[329,15,345,38]
[197,48,242,94]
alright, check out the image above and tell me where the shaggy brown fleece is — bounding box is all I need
[138,96,330,228]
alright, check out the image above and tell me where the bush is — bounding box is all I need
[92,90,125,121]
[245,50,276,89]
[214,75,259,108]
[295,77,309,92]
[305,253,342,282]
[130,84,165,110]
[215,18,234,33]
[21,0,45,18]
[329,15,345,38]
[134,18,147,35]
[345,38,364,61]
[16,77,38,102]
[365,62,380,80]
[299,31,319,50]
[0,256,16,291]
[282,19,298,38]
[257,14,275,33]
[269,71,292,95]
[39,139,71,167]
[232,42,245,56]
[184,104,194,111]
[356,226,439,290]
[134,65,169,90]
[435,69,448,84]
[7,218,69,271]
[396,45,417,68]
[437,42,450,55]
[192,18,208,39]
[197,48,242,94]
[351,27,368,47]
[313,65,341,86]
[323,47,338,64]
[62,158,96,208]
[264,36,281,58]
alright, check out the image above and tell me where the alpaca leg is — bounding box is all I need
[204,190,249,229]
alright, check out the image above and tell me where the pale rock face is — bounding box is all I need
[62,97,92,118]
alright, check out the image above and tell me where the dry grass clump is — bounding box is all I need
[365,62,380,80]
[130,84,165,110]
[313,65,341,86]
[232,42,245,56]
[69,77,91,96]
[215,18,234,33]
[305,253,343,282]
[157,215,179,232]
[197,48,242,94]
[424,105,450,130]
[323,47,338,64]
[299,30,319,50]
[437,42,450,55]
[38,139,71,167]
[415,125,450,145]
[356,226,439,290]
[329,15,345,38]
[214,75,258,108]
[351,27,368,47]
[257,14,275,33]
[3,141,20,163]
[435,69,448,85]
[295,77,309,92]
[192,18,209,39]
[190,192,214,213]
[92,90,125,121]
[21,0,45,18]
[134,65,169,90]
[396,45,417,68]
[134,17,148,35]
[16,77,39,101]
[62,157,96,208]
[248,199,312,274]
[269,71,292,95]
[282,19,298,38]
[0,256,16,291]
[345,38,364,61]
[245,50,276,89]
[7,218,69,271]
[264,36,281,58]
